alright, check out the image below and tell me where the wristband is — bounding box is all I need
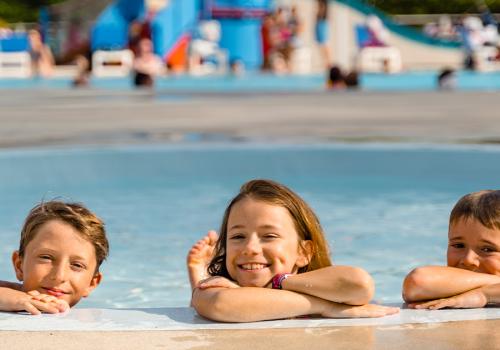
[271,273,292,289]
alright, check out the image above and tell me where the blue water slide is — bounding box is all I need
[334,0,461,49]
[212,0,273,69]
[91,0,145,51]
[151,0,202,58]
[215,0,271,8]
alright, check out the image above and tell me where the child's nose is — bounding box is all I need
[243,234,262,255]
[49,263,69,282]
[461,249,480,269]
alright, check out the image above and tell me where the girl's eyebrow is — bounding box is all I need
[448,236,464,241]
[257,224,280,230]
[228,224,245,231]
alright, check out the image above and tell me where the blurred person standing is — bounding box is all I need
[28,29,54,77]
[315,0,330,69]
[261,13,276,70]
[326,65,346,90]
[133,38,163,87]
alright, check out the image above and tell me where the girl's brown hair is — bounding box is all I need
[207,179,332,279]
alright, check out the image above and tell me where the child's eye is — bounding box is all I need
[38,255,52,261]
[263,233,279,239]
[450,243,465,249]
[71,262,86,270]
[229,234,245,240]
[481,246,497,253]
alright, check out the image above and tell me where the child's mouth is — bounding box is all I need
[239,263,269,271]
[43,288,67,297]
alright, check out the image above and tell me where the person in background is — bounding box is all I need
[327,65,346,90]
[437,68,457,90]
[133,38,163,88]
[315,0,330,69]
[72,54,90,88]
[344,70,360,89]
[28,29,54,78]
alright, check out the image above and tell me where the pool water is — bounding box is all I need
[0,143,499,308]
[0,71,499,91]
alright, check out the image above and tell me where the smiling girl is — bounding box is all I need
[403,190,500,309]
[188,179,399,322]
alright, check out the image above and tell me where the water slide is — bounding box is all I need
[92,0,462,72]
[91,0,201,60]
[91,0,273,68]
[329,0,463,70]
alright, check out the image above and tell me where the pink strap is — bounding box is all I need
[271,273,292,289]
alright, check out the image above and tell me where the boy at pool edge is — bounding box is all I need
[403,190,500,309]
[187,179,399,322]
[0,201,109,315]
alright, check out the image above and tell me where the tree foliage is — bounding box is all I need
[364,0,500,14]
[0,0,66,23]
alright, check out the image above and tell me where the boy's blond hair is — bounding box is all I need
[450,190,500,230]
[19,201,109,271]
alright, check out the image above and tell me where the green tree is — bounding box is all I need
[0,0,66,23]
[364,0,500,14]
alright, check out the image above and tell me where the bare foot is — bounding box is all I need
[187,230,218,291]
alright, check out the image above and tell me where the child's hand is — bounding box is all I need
[408,287,488,310]
[323,303,400,318]
[197,276,240,290]
[0,288,69,315]
[27,290,70,313]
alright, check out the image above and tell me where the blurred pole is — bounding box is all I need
[332,3,350,69]
[39,6,50,43]
[201,0,214,19]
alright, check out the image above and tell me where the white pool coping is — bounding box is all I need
[1,306,499,331]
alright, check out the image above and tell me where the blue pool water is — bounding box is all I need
[0,71,499,91]
[0,143,499,308]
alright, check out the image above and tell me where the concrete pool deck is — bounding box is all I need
[1,307,500,349]
[1,89,500,148]
[1,88,500,348]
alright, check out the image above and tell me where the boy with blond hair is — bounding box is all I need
[403,190,500,309]
[0,201,109,314]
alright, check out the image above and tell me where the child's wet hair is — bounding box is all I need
[450,190,500,230]
[207,179,332,279]
[19,200,109,271]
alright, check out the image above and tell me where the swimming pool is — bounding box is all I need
[0,70,499,91]
[0,143,499,308]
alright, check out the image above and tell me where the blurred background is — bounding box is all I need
[0,0,499,86]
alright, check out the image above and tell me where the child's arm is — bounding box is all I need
[192,282,398,322]
[0,287,68,315]
[280,266,374,305]
[402,266,500,303]
[0,281,22,290]
[407,282,500,310]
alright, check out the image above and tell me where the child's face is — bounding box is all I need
[225,198,311,287]
[447,217,500,275]
[12,219,102,307]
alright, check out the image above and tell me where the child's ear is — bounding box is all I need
[83,272,102,298]
[296,240,313,268]
[11,251,24,281]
